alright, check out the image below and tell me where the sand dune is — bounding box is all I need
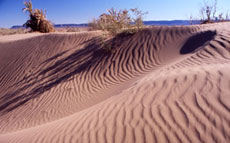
[0,22,230,143]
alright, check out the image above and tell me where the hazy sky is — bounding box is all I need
[0,0,229,28]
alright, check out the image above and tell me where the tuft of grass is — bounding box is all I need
[23,1,54,33]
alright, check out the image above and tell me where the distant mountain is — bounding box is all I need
[54,23,88,28]
[143,20,200,26]
[11,25,26,29]
[11,20,200,29]
[11,23,88,29]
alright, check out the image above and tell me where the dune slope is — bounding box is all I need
[0,23,230,143]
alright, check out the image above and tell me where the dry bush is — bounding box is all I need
[226,11,230,20]
[217,12,230,22]
[98,8,132,35]
[88,8,147,53]
[23,1,54,33]
[0,28,29,36]
[189,15,196,25]
[200,0,229,24]
[200,0,217,23]
[131,8,148,31]
[88,18,100,31]
[89,8,147,35]
[66,27,81,32]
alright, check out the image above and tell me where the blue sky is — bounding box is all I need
[0,0,229,28]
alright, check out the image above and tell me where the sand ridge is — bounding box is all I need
[0,23,230,143]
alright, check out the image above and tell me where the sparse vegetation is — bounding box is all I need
[200,0,229,24]
[190,0,229,25]
[130,8,148,31]
[89,8,147,35]
[0,28,29,36]
[66,27,80,32]
[23,1,54,33]
[189,15,196,25]
[89,8,147,53]
[200,0,217,24]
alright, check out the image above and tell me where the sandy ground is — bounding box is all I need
[0,22,230,143]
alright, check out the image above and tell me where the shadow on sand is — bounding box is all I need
[0,30,217,115]
[0,32,134,115]
[180,30,217,54]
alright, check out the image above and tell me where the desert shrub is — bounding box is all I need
[226,12,230,20]
[217,12,230,22]
[200,0,217,24]
[0,28,29,36]
[88,18,100,30]
[23,1,54,33]
[199,0,229,24]
[217,13,225,22]
[189,15,197,25]
[131,8,148,31]
[66,27,80,32]
[99,8,132,35]
[89,8,147,35]
[89,8,147,53]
